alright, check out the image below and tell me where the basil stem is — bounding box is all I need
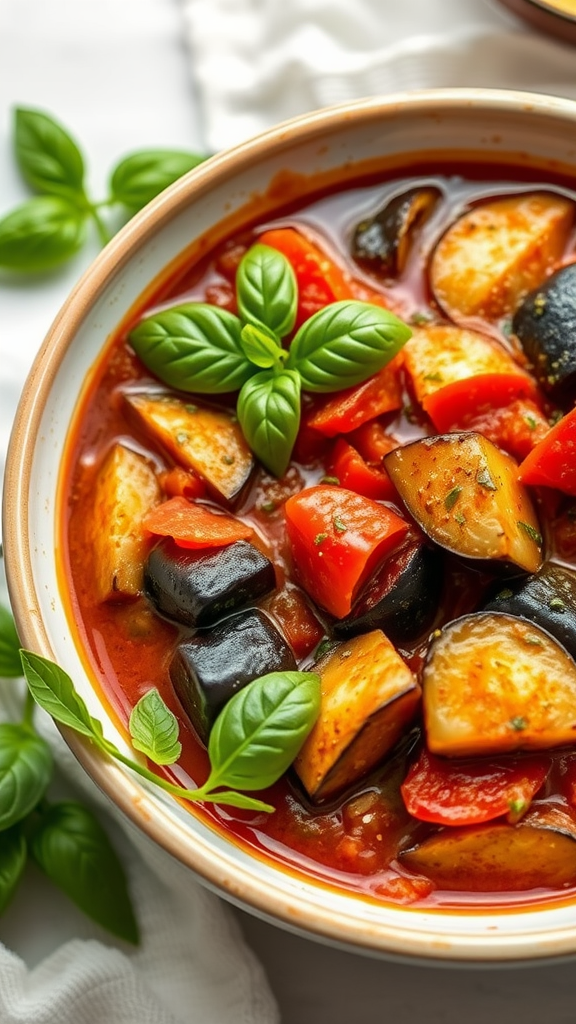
[237,369,301,477]
[236,243,297,338]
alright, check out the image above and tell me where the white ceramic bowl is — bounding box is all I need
[5,88,576,964]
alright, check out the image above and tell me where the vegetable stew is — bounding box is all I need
[61,161,576,907]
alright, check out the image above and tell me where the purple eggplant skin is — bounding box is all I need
[334,542,443,643]
[351,186,439,276]
[512,263,576,398]
[170,608,297,744]
[482,561,576,662]
[143,538,276,628]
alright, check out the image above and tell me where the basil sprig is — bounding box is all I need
[21,650,321,815]
[130,242,411,475]
[0,604,138,942]
[0,107,207,272]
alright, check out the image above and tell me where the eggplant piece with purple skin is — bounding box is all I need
[170,607,297,744]
[334,541,443,643]
[351,187,439,276]
[512,263,576,398]
[144,538,276,628]
[482,561,576,661]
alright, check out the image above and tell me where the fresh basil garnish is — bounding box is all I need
[29,801,139,944]
[287,300,411,391]
[0,605,22,678]
[129,688,182,765]
[0,827,27,915]
[109,150,206,211]
[20,650,105,741]
[236,243,297,338]
[240,323,285,370]
[14,107,87,204]
[129,304,255,393]
[0,723,52,830]
[237,369,301,477]
[0,197,88,272]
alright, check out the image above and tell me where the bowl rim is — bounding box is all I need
[5,87,576,964]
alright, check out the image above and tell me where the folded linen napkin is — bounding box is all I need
[180,0,576,152]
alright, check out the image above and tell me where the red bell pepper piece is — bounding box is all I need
[518,406,576,496]
[401,746,550,826]
[308,357,403,436]
[424,373,539,433]
[330,439,396,501]
[457,398,550,463]
[143,496,253,548]
[284,485,408,618]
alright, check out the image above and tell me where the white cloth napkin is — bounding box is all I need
[180,0,576,152]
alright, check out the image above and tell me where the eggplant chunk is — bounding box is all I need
[423,611,576,757]
[126,392,254,504]
[170,608,297,744]
[483,561,576,662]
[400,804,576,891]
[334,542,443,644]
[512,263,576,397]
[352,187,439,276]
[431,193,574,321]
[144,538,275,628]
[91,443,161,601]
[384,432,542,574]
[294,630,421,803]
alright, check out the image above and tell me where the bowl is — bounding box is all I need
[5,88,576,964]
[497,0,576,46]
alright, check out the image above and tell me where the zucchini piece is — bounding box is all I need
[512,263,576,398]
[352,187,439,276]
[400,804,576,891]
[384,432,542,574]
[423,611,576,757]
[294,630,421,803]
[431,192,574,321]
[170,608,297,744]
[91,443,161,602]
[144,538,275,628]
[483,561,576,661]
[126,392,254,504]
[334,541,443,644]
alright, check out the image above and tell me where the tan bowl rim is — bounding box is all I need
[5,87,576,963]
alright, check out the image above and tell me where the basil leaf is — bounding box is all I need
[30,801,139,944]
[0,197,87,272]
[14,107,87,203]
[237,369,301,477]
[129,688,182,765]
[237,243,297,338]
[0,826,27,914]
[20,650,104,742]
[0,605,22,677]
[287,300,412,392]
[110,149,206,211]
[206,670,320,792]
[0,723,52,830]
[240,323,284,369]
[129,304,254,393]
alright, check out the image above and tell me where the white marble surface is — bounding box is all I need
[2,0,576,1020]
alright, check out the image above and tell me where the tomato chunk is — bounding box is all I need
[284,485,408,618]
[518,407,576,496]
[401,746,550,826]
[308,358,403,436]
[330,439,396,501]
[143,496,253,548]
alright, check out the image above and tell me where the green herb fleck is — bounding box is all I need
[176,431,189,445]
[509,716,528,731]
[410,311,432,326]
[333,515,346,533]
[444,485,462,511]
[320,475,340,485]
[476,466,497,491]
[517,521,542,546]
[259,501,276,514]
[221,454,235,465]
[314,533,328,546]
[454,512,466,525]
[423,372,443,382]
[508,798,528,823]
[524,415,537,431]
[549,597,566,612]
[495,588,514,601]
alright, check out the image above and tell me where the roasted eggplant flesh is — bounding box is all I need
[351,187,439,276]
[144,538,276,628]
[384,431,542,574]
[430,192,574,321]
[512,263,576,397]
[423,611,576,757]
[483,561,576,662]
[334,541,442,643]
[294,630,421,803]
[170,607,297,744]
[399,803,576,891]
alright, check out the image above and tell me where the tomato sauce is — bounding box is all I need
[60,162,576,908]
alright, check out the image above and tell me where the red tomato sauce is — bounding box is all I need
[60,162,576,909]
